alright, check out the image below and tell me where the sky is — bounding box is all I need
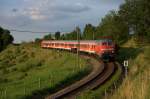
[0,0,124,43]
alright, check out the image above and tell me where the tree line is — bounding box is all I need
[39,0,150,45]
[0,27,14,51]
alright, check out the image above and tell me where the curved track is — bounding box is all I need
[45,54,116,99]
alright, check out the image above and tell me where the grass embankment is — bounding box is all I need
[0,43,91,99]
[106,39,150,99]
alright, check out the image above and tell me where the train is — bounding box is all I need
[41,39,115,61]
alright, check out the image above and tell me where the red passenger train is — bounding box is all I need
[41,39,115,60]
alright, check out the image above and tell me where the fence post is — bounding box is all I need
[105,89,107,99]
[24,82,26,96]
[124,60,128,77]
[4,87,7,99]
[39,78,41,89]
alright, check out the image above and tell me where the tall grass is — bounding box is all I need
[107,40,150,99]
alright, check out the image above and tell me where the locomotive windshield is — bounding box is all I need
[98,39,113,46]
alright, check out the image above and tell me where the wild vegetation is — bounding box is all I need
[106,39,150,99]
[0,43,91,99]
[0,27,13,51]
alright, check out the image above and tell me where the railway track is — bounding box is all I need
[45,54,117,99]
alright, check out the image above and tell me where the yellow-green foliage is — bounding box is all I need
[0,43,90,99]
[108,40,150,99]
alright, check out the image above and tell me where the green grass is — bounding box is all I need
[0,43,91,99]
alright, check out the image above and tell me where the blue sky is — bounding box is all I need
[0,0,124,43]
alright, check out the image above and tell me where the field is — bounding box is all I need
[107,39,150,99]
[0,43,91,99]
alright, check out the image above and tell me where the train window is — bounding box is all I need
[108,42,112,45]
[69,44,73,47]
[82,44,87,48]
[102,42,107,45]
[92,45,95,49]
[61,43,64,46]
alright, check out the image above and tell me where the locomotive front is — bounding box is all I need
[96,40,115,61]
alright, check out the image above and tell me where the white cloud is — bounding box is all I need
[23,8,47,20]
[21,0,90,20]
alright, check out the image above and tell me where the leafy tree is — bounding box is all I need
[83,24,96,40]
[60,34,66,40]
[43,33,52,40]
[96,11,129,44]
[64,27,82,40]
[55,31,60,40]
[0,27,14,51]
[35,38,42,43]
[119,0,150,42]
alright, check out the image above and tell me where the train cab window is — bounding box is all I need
[108,42,112,45]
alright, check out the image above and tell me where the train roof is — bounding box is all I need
[42,40,112,43]
[42,40,112,45]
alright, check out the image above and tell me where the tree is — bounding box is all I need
[35,38,42,43]
[43,33,52,40]
[0,27,14,51]
[83,24,96,40]
[55,31,60,40]
[62,27,82,40]
[96,11,129,44]
[119,0,150,42]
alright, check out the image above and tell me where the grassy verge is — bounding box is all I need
[76,63,122,99]
[0,43,91,99]
[106,39,150,99]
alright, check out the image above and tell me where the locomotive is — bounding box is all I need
[41,39,115,61]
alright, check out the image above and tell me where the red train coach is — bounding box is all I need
[41,40,115,60]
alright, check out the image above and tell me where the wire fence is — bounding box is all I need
[0,76,56,99]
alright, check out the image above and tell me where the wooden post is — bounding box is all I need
[4,88,7,99]
[124,60,128,77]
[39,78,41,89]
[105,89,107,99]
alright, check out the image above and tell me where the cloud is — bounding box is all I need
[21,0,91,20]
[51,3,90,13]
[0,0,124,43]
[23,8,47,20]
